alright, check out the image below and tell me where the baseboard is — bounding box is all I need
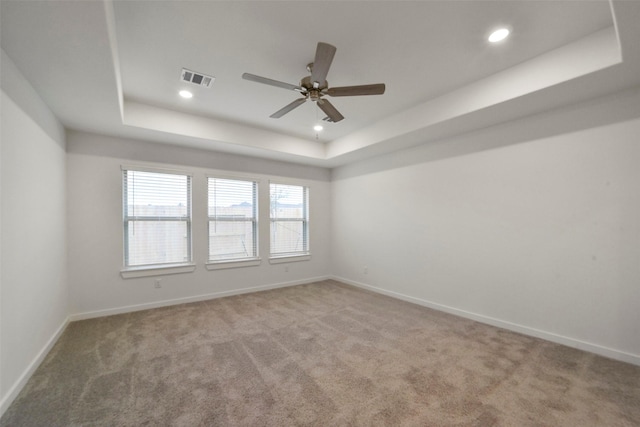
[333,276,640,367]
[0,316,70,418]
[69,275,331,321]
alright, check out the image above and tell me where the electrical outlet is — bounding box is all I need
[364,266,368,274]
[154,279,162,289]
[284,265,289,273]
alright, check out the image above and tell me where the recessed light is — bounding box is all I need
[313,124,323,132]
[488,28,510,43]
[179,90,193,99]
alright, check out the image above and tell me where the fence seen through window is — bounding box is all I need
[123,169,192,267]
[208,177,258,262]
[270,183,309,257]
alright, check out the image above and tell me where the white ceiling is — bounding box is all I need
[2,1,640,167]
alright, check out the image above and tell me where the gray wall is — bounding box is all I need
[66,131,332,318]
[331,89,640,364]
[1,50,68,411]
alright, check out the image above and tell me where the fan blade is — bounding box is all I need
[327,83,386,97]
[242,73,304,92]
[311,42,336,87]
[317,99,344,122]
[270,98,307,118]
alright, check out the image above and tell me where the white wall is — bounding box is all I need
[66,131,332,318]
[332,89,640,364]
[1,51,68,412]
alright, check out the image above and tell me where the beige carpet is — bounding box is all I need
[1,279,639,426]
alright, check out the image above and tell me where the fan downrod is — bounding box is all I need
[304,63,328,91]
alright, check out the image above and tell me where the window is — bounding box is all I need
[122,168,192,269]
[208,177,258,262]
[270,183,309,258]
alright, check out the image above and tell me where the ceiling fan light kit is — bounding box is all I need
[242,42,386,123]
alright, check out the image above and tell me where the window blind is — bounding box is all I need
[270,183,309,257]
[208,177,258,261]
[123,169,192,267]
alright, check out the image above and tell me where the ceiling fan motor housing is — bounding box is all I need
[300,76,328,101]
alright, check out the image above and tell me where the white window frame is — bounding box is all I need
[121,166,195,278]
[269,182,311,262]
[206,175,261,270]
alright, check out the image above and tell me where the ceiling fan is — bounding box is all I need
[242,42,385,123]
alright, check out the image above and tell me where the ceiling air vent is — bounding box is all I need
[181,68,215,88]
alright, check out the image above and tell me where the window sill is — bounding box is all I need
[269,254,311,264]
[120,263,196,279]
[206,258,261,270]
